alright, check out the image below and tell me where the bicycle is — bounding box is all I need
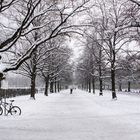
[0,98,21,116]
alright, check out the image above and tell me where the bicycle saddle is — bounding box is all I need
[10,100,14,102]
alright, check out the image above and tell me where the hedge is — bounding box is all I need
[0,88,32,98]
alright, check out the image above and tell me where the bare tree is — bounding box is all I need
[40,41,72,96]
[76,46,98,93]
[85,0,138,99]
[0,0,90,74]
[129,0,140,6]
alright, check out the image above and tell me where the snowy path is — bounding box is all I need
[1,89,140,140]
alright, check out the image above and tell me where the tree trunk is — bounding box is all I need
[111,33,117,99]
[111,68,117,99]
[57,81,60,92]
[30,32,38,99]
[44,75,49,96]
[128,81,131,92]
[92,77,95,94]
[111,48,117,99]
[88,79,91,93]
[30,73,36,99]
[30,55,37,99]
[99,63,103,96]
[55,77,57,93]
[50,81,54,93]
[99,47,103,96]
[99,76,103,96]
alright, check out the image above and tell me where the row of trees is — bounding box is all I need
[0,0,90,98]
[1,0,140,99]
[76,0,140,99]
[17,37,73,99]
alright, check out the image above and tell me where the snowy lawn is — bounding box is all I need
[1,89,140,140]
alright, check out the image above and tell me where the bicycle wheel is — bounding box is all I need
[0,106,3,115]
[10,106,21,115]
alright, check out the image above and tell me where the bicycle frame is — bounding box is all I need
[0,100,14,115]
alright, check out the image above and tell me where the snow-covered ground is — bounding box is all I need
[1,89,140,140]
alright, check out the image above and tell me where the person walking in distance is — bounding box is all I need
[70,88,73,94]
